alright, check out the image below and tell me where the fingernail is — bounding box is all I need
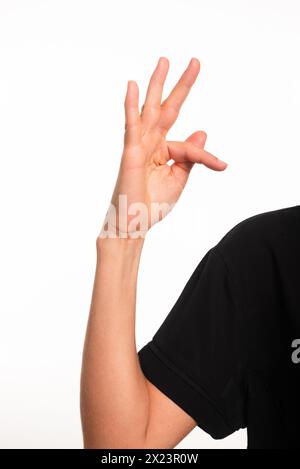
[190,57,199,67]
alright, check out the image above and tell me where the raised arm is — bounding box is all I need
[80,57,227,449]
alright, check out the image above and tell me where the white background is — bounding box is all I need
[0,0,300,449]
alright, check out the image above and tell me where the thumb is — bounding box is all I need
[167,130,208,175]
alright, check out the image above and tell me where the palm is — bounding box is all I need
[109,57,227,237]
[148,163,184,206]
[146,137,188,206]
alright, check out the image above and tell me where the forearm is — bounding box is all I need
[80,236,149,448]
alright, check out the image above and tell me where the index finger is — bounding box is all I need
[158,58,201,135]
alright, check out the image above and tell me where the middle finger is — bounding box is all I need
[158,58,201,136]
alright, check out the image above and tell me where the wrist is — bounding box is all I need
[96,235,145,260]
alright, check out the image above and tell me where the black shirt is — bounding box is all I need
[138,205,300,449]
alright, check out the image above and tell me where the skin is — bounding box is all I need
[80,57,228,449]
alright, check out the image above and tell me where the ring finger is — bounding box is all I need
[141,57,169,132]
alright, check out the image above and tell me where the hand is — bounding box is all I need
[101,57,228,239]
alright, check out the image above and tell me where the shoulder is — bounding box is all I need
[213,205,300,265]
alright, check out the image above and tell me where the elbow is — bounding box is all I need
[81,409,149,449]
[80,386,150,449]
[82,431,149,449]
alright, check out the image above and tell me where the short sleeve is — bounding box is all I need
[137,246,246,439]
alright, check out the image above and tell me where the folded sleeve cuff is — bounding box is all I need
[138,341,234,440]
